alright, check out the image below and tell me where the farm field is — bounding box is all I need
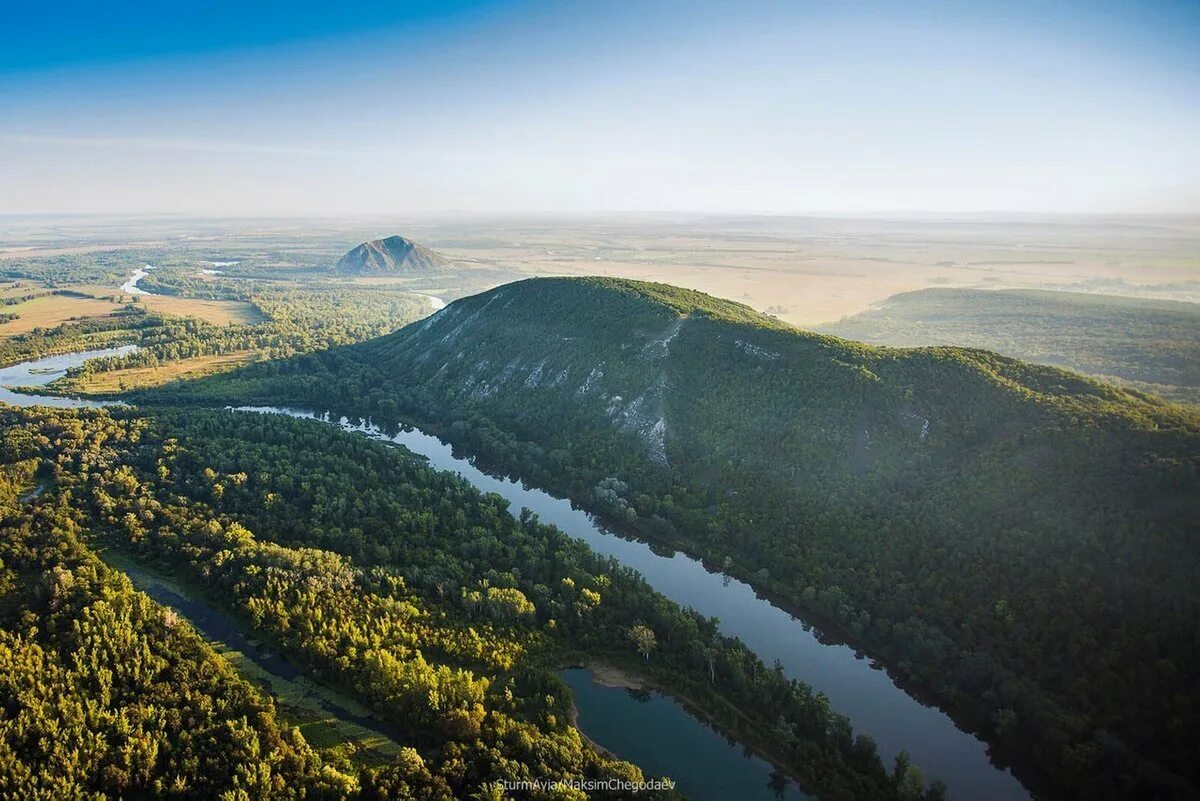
[0,293,123,335]
[137,295,265,325]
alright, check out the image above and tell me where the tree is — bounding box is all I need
[628,624,657,661]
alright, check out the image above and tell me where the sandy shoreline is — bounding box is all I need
[581,661,647,690]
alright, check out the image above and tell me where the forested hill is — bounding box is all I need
[149,276,1199,800]
[368,276,1195,469]
[818,287,1200,405]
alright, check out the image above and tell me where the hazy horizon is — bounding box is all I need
[2,0,1198,217]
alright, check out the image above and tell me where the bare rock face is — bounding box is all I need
[334,235,453,273]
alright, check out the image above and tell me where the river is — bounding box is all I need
[120,264,157,295]
[233,407,1029,801]
[0,346,137,408]
[0,339,1029,799]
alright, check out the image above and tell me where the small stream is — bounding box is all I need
[115,559,407,744]
[120,264,156,295]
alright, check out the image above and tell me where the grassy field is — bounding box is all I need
[0,293,123,335]
[136,294,264,325]
[67,284,265,326]
[821,288,1200,404]
[0,283,261,337]
[0,281,43,299]
[52,351,261,394]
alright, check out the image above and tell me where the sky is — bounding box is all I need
[1,0,1198,216]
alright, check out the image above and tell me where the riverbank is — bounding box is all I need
[581,660,647,690]
[212,404,1025,800]
[0,334,140,371]
[98,548,407,766]
[0,345,140,408]
[560,658,814,799]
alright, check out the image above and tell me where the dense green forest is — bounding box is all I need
[820,288,1200,404]
[150,277,1200,801]
[1,252,136,287]
[0,404,933,800]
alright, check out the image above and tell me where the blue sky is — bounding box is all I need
[1,0,1197,215]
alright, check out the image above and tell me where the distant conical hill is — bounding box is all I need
[334,235,453,273]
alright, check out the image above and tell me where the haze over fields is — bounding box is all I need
[3,213,1197,326]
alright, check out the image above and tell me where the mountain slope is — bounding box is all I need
[370,277,1193,477]
[358,278,1200,800]
[149,276,1199,800]
[333,235,453,273]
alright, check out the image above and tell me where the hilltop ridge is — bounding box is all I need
[371,277,1188,426]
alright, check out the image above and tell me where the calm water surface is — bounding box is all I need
[235,406,1029,801]
[0,346,137,408]
[561,668,808,801]
[120,264,156,295]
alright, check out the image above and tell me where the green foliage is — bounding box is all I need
[64,287,427,379]
[0,308,153,367]
[165,277,1200,800]
[2,281,425,402]
[0,404,917,800]
[821,287,1200,404]
[0,252,133,286]
[627,625,657,661]
[0,476,352,796]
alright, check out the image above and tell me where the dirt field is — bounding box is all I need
[420,217,1200,326]
[65,284,263,326]
[136,295,264,325]
[0,294,123,335]
[0,281,44,299]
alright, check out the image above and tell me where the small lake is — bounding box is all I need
[0,345,137,408]
[562,668,808,801]
[234,407,1030,801]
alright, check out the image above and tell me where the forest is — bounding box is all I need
[820,288,1200,404]
[0,403,938,800]
[145,277,1200,801]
